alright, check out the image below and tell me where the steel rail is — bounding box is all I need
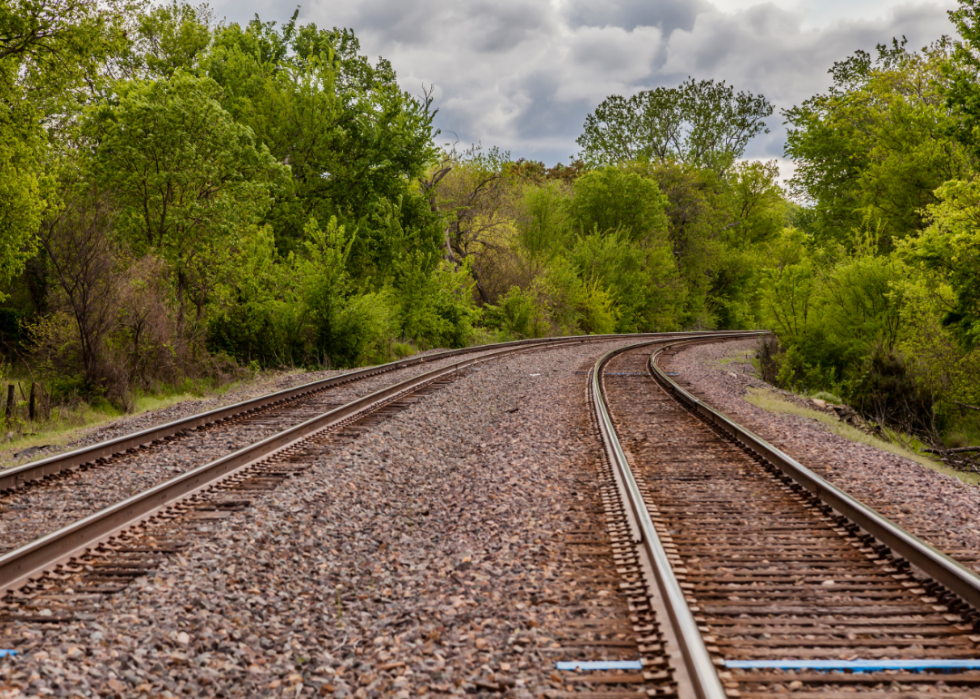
[0,331,757,492]
[648,340,980,614]
[0,331,757,596]
[590,338,766,699]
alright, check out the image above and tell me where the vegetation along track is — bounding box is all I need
[593,338,980,698]
[0,332,759,639]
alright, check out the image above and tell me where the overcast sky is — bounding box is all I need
[209,0,959,173]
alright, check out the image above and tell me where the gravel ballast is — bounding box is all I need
[663,338,980,569]
[0,340,650,698]
[0,346,561,556]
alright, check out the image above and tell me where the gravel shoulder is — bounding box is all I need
[0,347,540,556]
[1,349,462,471]
[664,338,980,569]
[0,340,650,698]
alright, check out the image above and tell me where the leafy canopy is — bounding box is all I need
[784,39,973,251]
[88,71,288,320]
[577,78,772,172]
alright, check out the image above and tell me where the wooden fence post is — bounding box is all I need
[3,384,13,425]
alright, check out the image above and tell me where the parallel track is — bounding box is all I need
[592,339,980,698]
[0,332,759,631]
[0,332,738,496]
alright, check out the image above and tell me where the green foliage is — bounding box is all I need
[484,286,550,339]
[0,0,129,297]
[567,167,669,241]
[121,1,213,79]
[902,178,980,347]
[569,229,681,333]
[946,0,980,159]
[88,71,288,326]
[515,182,572,261]
[785,39,973,251]
[205,14,441,256]
[577,78,772,171]
[0,118,42,298]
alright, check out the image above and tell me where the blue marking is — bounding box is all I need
[725,659,980,673]
[0,650,17,657]
[556,660,644,671]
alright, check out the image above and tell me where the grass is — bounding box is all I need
[945,416,980,450]
[714,349,755,367]
[744,387,980,486]
[0,370,306,470]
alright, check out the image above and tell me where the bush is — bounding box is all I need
[849,352,940,432]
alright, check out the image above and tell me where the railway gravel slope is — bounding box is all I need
[0,340,650,698]
[0,346,543,557]
[664,338,980,572]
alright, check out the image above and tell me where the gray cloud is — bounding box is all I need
[304,0,555,51]
[207,0,958,165]
[564,0,711,34]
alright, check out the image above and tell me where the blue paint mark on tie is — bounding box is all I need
[725,659,980,673]
[556,660,644,671]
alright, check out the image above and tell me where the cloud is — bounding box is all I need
[563,0,711,35]
[208,0,959,165]
[660,2,955,159]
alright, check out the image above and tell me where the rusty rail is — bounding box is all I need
[648,340,980,613]
[0,331,759,493]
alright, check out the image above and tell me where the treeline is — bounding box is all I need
[5,0,980,457]
[759,2,980,450]
[1,2,471,408]
[0,0,787,415]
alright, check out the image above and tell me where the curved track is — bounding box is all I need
[0,332,759,629]
[0,333,754,559]
[593,339,980,698]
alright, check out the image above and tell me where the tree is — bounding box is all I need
[35,190,119,387]
[205,15,441,268]
[119,1,213,79]
[0,0,128,296]
[902,178,980,348]
[945,0,980,159]
[577,78,772,171]
[88,71,288,336]
[785,39,972,250]
[566,166,669,241]
[431,146,514,303]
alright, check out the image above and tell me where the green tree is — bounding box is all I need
[902,178,980,348]
[566,166,670,241]
[88,71,288,335]
[577,78,772,171]
[206,15,441,265]
[945,0,980,160]
[0,0,128,296]
[120,1,213,79]
[785,39,972,250]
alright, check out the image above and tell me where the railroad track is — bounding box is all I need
[591,339,980,698]
[0,332,753,497]
[0,332,745,559]
[0,332,760,644]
